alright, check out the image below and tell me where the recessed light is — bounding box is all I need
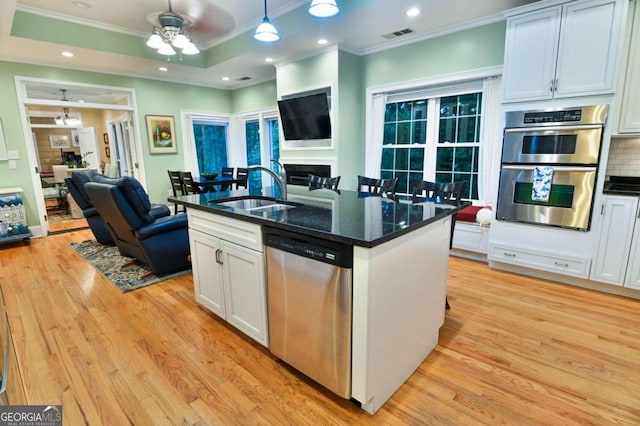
[73,1,92,8]
[265,57,273,63]
[61,51,74,58]
[159,66,168,72]
[407,7,420,17]
[222,76,230,81]
[318,39,328,45]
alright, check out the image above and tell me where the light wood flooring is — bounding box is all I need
[1,229,639,425]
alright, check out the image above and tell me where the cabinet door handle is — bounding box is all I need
[601,204,606,216]
[215,249,223,264]
[554,261,569,268]
[549,80,554,92]
[504,252,516,258]
[553,78,559,92]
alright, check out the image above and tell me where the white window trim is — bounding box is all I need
[233,108,279,168]
[180,110,231,174]
[366,65,502,203]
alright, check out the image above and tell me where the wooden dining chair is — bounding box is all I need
[411,179,467,310]
[308,174,341,191]
[167,170,186,214]
[180,171,206,195]
[220,167,234,190]
[357,175,399,195]
[236,168,248,189]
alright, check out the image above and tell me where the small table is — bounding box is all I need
[193,176,244,193]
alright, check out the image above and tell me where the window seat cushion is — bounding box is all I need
[457,206,482,223]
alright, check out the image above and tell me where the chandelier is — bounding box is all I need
[146,0,200,56]
[55,90,81,127]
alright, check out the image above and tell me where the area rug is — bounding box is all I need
[70,240,191,292]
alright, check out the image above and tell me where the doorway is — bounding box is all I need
[15,77,145,237]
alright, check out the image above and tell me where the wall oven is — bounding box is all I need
[496,105,608,231]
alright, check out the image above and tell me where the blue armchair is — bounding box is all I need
[84,176,191,276]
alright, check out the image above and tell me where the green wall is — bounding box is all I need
[0,61,231,225]
[362,21,506,88]
[337,51,364,188]
[231,80,278,113]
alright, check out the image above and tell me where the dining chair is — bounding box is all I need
[236,168,248,189]
[357,175,399,195]
[180,171,206,195]
[308,174,341,191]
[167,170,186,214]
[411,179,467,310]
[220,167,234,190]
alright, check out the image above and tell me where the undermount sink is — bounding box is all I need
[213,197,300,212]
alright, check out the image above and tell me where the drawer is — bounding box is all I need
[188,209,262,252]
[453,223,489,253]
[489,244,590,278]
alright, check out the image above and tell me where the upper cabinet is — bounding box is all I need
[502,0,628,103]
[617,0,640,134]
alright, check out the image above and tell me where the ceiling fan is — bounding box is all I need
[145,0,236,56]
[146,0,200,55]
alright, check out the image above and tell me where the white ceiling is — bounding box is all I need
[0,0,541,95]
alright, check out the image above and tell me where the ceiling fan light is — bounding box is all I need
[181,42,200,55]
[254,18,280,42]
[146,33,164,49]
[157,42,176,56]
[171,33,189,49]
[309,0,339,18]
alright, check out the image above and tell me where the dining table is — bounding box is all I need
[192,175,244,193]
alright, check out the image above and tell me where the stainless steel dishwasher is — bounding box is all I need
[263,227,353,398]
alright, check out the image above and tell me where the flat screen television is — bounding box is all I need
[277,93,332,140]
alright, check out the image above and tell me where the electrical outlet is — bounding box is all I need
[7,151,19,160]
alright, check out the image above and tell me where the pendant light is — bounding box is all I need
[254,0,280,42]
[308,0,339,18]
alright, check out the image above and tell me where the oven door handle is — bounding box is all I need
[504,124,602,133]
[501,165,596,172]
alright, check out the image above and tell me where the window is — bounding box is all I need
[380,91,482,199]
[193,120,228,175]
[242,113,280,190]
[245,119,261,188]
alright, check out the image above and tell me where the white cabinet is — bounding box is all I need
[502,0,627,102]
[188,209,268,347]
[591,195,640,289]
[617,0,640,134]
[489,243,591,278]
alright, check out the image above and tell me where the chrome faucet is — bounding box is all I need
[247,160,287,200]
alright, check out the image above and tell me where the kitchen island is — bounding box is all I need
[171,186,469,414]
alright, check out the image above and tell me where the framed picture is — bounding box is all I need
[49,134,70,149]
[105,147,110,158]
[72,130,80,147]
[145,115,177,154]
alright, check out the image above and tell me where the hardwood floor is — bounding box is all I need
[1,229,639,425]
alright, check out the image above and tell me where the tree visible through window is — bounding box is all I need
[243,116,280,192]
[193,120,228,175]
[380,92,482,199]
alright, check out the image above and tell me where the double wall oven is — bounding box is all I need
[496,105,608,231]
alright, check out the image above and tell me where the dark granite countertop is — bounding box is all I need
[169,186,470,248]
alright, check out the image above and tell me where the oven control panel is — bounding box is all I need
[523,109,582,124]
[504,105,608,128]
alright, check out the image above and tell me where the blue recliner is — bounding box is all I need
[65,170,114,245]
[66,170,170,246]
[84,176,191,276]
